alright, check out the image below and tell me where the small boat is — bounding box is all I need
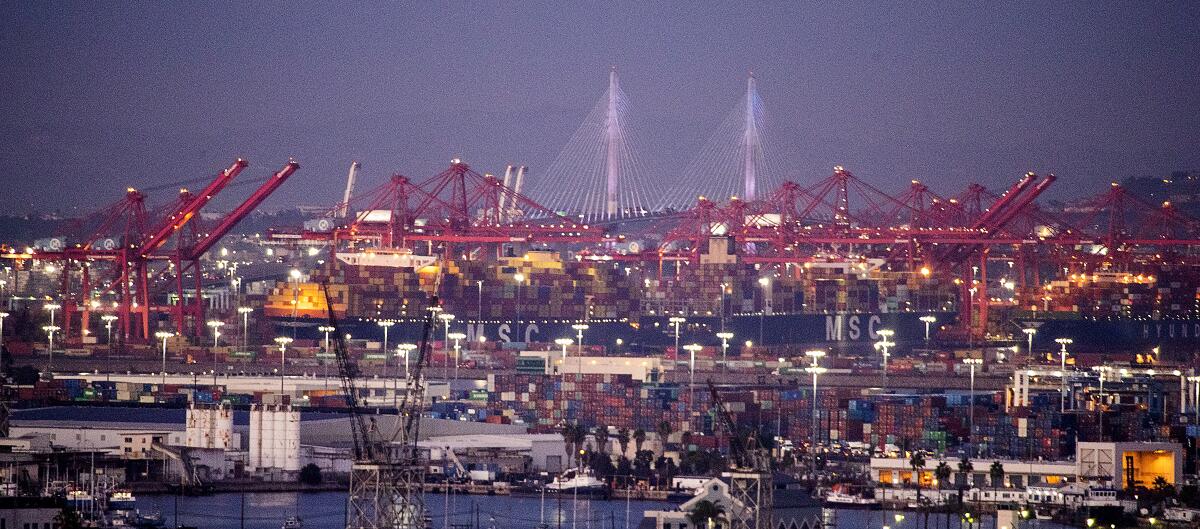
[821,484,880,509]
[134,512,165,528]
[282,516,304,529]
[544,468,607,494]
[1164,506,1200,523]
[109,510,164,529]
[66,489,94,510]
[108,490,138,511]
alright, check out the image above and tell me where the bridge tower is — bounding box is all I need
[743,74,759,201]
[605,67,621,217]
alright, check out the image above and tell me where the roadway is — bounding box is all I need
[34,356,1012,392]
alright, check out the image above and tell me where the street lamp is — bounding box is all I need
[804,349,827,465]
[919,315,937,342]
[1056,337,1073,412]
[448,332,466,380]
[101,314,119,344]
[874,329,895,390]
[155,331,173,386]
[237,307,253,353]
[716,331,734,370]
[1023,327,1037,356]
[571,323,589,361]
[554,338,573,378]
[683,343,704,411]
[669,316,686,358]
[42,324,60,374]
[757,277,771,344]
[963,358,982,456]
[274,336,293,394]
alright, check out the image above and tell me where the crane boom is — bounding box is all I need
[321,282,372,460]
[707,379,773,529]
[339,161,360,218]
[140,159,247,258]
[186,160,298,259]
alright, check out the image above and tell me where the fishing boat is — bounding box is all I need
[282,516,304,529]
[544,468,607,494]
[821,483,879,509]
[107,490,137,511]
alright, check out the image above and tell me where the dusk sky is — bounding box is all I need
[2,2,1198,215]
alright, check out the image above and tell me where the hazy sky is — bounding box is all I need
[2,1,1198,215]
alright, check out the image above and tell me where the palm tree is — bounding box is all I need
[989,461,1005,489]
[934,461,951,490]
[657,420,673,455]
[909,451,927,506]
[616,427,631,458]
[633,428,647,454]
[594,424,611,455]
[571,423,588,466]
[687,500,726,529]
[956,456,974,505]
[561,422,577,467]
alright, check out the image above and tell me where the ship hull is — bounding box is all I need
[1019,317,1200,351]
[272,311,955,352]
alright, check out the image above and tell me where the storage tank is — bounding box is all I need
[249,404,300,471]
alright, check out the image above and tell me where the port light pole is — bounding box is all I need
[668,316,686,359]
[963,358,982,457]
[555,338,573,378]
[1093,365,1112,440]
[874,329,895,390]
[683,343,703,426]
[438,312,455,377]
[448,332,465,381]
[804,349,827,473]
[274,336,293,395]
[377,320,395,377]
[919,315,936,342]
[207,320,224,386]
[715,331,734,370]
[1023,327,1037,357]
[45,302,60,330]
[513,272,525,341]
[0,311,7,353]
[757,277,770,344]
[155,331,173,386]
[101,314,118,344]
[238,307,253,353]
[42,324,59,375]
[571,324,589,366]
[397,343,417,378]
[1055,337,1073,412]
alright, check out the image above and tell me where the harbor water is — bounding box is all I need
[135,491,1076,529]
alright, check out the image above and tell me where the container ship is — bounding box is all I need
[1000,267,1200,353]
[263,248,958,352]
